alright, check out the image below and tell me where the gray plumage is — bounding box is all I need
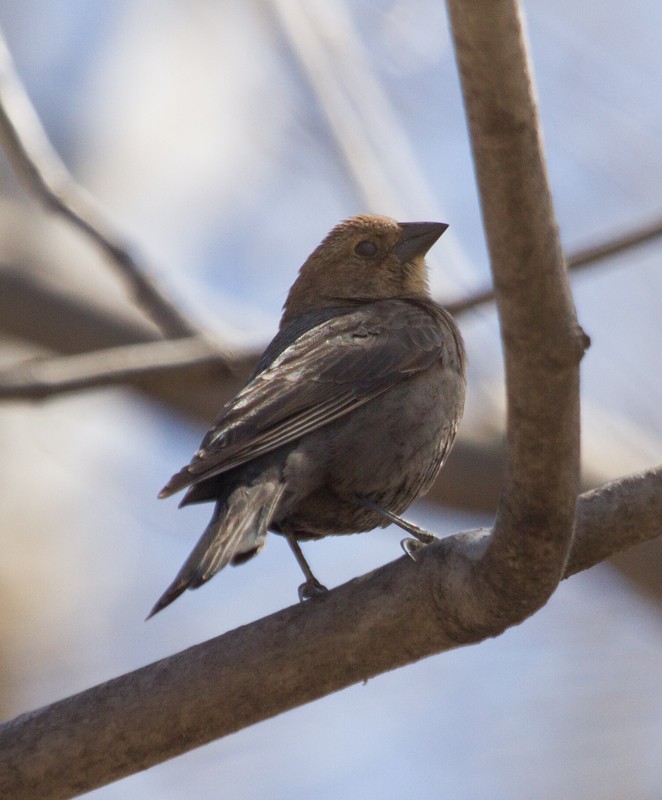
[150,215,466,617]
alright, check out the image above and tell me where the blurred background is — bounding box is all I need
[0,1,661,798]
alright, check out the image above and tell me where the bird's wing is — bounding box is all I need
[159,300,448,498]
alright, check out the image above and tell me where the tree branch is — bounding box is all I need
[566,468,662,576]
[0,30,198,339]
[0,467,658,800]
[446,0,587,617]
[0,336,239,399]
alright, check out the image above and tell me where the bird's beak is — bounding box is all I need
[393,221,448,263]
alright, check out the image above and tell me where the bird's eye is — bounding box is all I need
[354,240,378,257]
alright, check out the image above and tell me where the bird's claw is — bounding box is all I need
[298,578,328,602]
[401,537,428,561]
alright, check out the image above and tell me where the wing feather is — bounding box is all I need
[160,299,448,498]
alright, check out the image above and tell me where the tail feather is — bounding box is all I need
[147,479,284,619]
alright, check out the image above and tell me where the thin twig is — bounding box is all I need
[447,213,662,316]
[568,215,662,269]
[0,30,198,339]
[0,336,243,400]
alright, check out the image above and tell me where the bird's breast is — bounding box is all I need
[277,359,465,536]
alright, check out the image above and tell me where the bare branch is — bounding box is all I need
[0,266,163,354]
[566,468,662,577]
[446,0,587,618]
[0,267,254,417]
[0,467,658,800]
[0,31,198,339]
[567,214,662,271]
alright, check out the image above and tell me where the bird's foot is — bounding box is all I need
[399,522,437,544]
[359,498,438,545]
[284,530,328,602]
[298,577,328,603]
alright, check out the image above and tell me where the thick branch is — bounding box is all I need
[0,467,658,800]
[0,31,197,339]
[446,0,586,616]
[566,468,662,576]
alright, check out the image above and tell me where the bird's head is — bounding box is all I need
[281,214,448,324]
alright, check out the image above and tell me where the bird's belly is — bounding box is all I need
[277,365,465,536]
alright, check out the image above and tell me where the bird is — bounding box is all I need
[149,214,466,617]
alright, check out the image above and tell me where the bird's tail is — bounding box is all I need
[147,478,285,618]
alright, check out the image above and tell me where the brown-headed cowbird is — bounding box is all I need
[149,214,466,617]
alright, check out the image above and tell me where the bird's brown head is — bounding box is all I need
[281,214,448,325]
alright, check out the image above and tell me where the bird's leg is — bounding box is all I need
[283,530,328,602]
[359,498,438,562]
